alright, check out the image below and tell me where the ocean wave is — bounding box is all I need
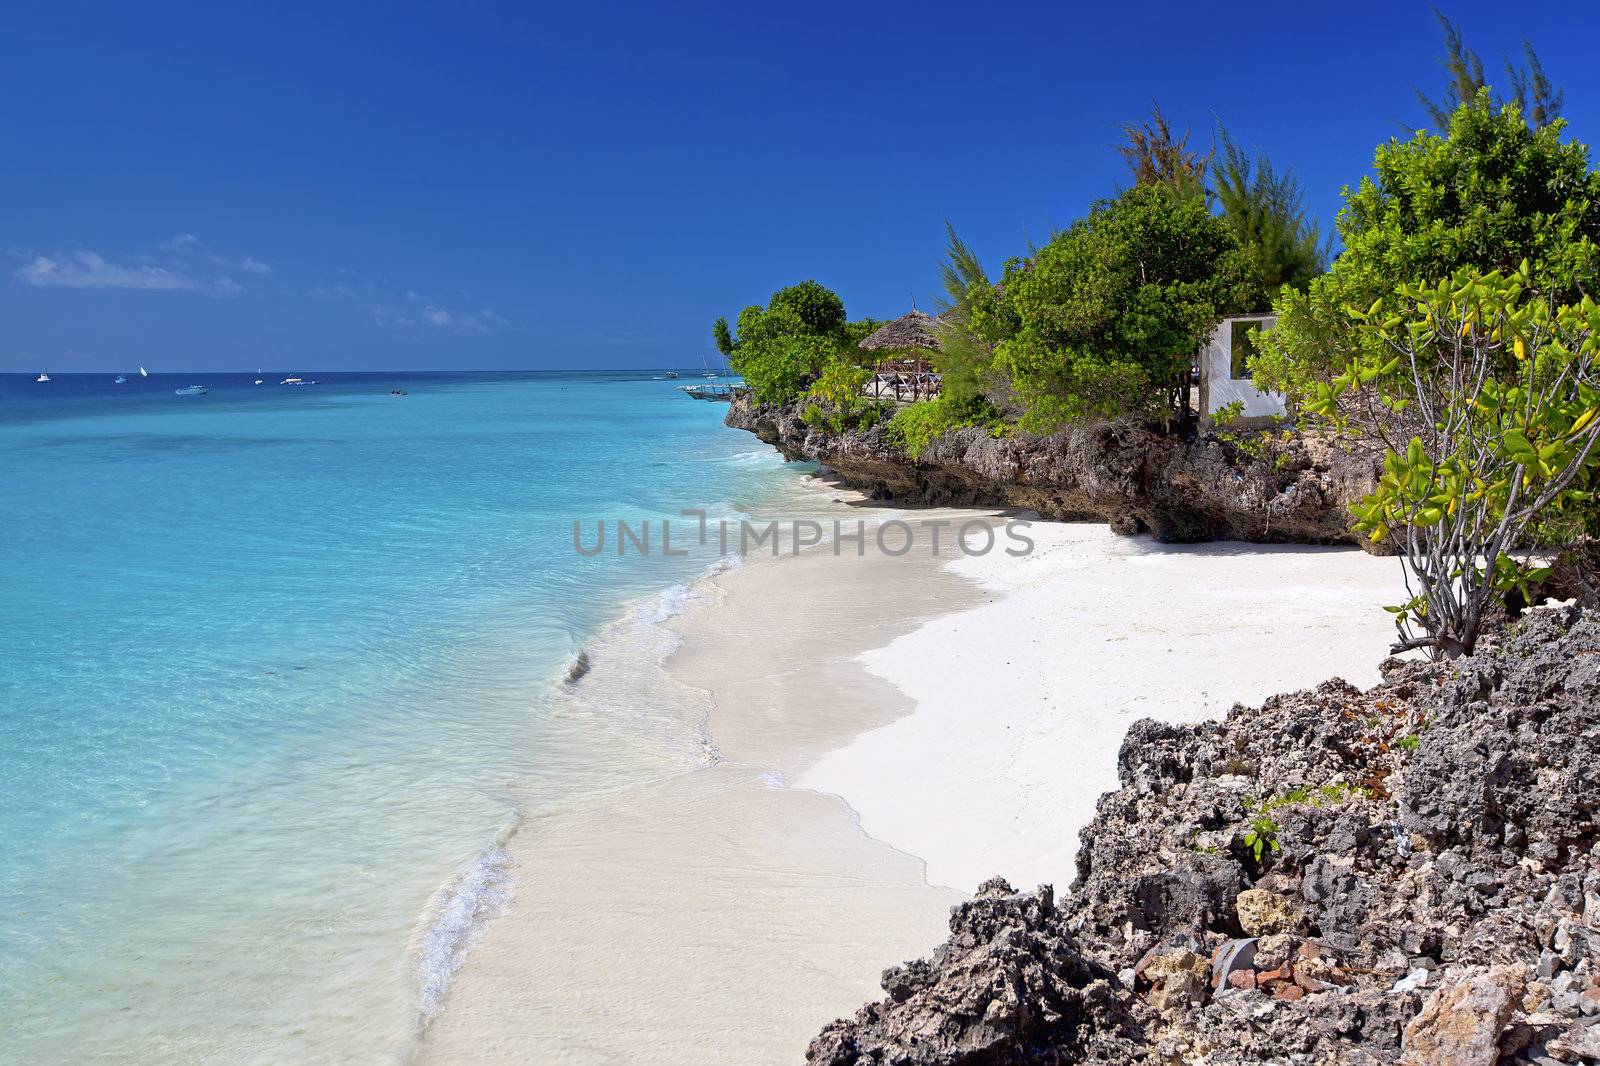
[415,823,519,1022]
[652,582,698,622]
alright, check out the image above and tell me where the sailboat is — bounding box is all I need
[681,354,735,401]
[254,369,264,385]
[139,366,149,378]
[36,371,50,383]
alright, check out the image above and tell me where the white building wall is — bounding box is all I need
[1201,314,1286,425]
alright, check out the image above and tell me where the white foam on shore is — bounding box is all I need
[414,822,519,1023]
[653,582,699,622]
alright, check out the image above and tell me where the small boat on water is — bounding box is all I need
[679,354,737,400]
[664,371,679,379]
[139,366,149,378]
[280,375,317,386]
[115,374,128,384]
[174,385,207,396]
[254,368,264,385]
[681,382,736,401]
[36,372,50,383]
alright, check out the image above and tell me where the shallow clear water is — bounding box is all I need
[0,371,807,1062]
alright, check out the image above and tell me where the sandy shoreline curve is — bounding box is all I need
[418,494,1404,1064]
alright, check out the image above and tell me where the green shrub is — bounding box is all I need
[1316,267,1600,658]
[712,281,876,404]
[1254,92,1600,410]
[990,185,1252,430]
[801,360,891,434]
[887,395,1001,459]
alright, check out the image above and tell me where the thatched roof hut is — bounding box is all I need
[861,309,944,353]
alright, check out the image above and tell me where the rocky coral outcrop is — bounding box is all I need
[809,606,1600,1065]
[727,393,1386,548]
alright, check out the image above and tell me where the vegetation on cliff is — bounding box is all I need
[715,16,1598,643]
[711,280,879,406]
[1251,93,1600,409]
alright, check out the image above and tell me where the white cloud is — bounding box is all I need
[15,236,256,297]
[15,251,234,293]
[369,300,506,334]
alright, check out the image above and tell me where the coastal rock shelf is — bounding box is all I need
[806,606,1600,1065]
[726,393,1386,548]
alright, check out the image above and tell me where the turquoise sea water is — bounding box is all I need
[0,371,808,1062]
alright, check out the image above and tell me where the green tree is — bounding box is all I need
[1308,267,1600,658]
[930,222,1001,409]
[1254,92,1600,408]
[737,333,836,406]
[769,279,845,335]
[1212,128,1328,306]
[1414,10,1563,130]
[991,185,1250,429]
[1117,103,1210,202]
[712,281,868,404]
[712,317,734,358]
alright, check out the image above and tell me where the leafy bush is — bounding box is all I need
[738,334,835,407]
[801,360,891,434]
[991,185,1251,430]
[1313,266,1600,658]
[711,281,873,404]
[887,394,1000,460]
[1254,93,1600,409]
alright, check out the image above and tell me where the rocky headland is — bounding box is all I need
[806,605,1600,1065]
[725,393,1386,548]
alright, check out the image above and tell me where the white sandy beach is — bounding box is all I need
[800,521,1403,893]
[420,500,1405,1064]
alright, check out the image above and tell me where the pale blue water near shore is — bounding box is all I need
[0,371,811,1062]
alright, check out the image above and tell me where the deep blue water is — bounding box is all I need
[0,370,803,1062]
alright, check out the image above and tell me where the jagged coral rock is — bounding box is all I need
[807,608,1600,1065]
[727,392,1386,548]
[1398,964,1525,1065]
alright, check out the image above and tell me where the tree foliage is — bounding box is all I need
[1414,10,1563,130]
[1254,93,1600,408]
[712,281,871,404]
[802,360,891,433]
[1308,267,1600,659]
[986,185,1250,430]
[886,392,1000,460]
[1120,106,1322,306]
[1117,103,1210,201]
[1212,128,1328,306]
[928,222,1003,410]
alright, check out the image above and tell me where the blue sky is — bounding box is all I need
[3,1,1598,372]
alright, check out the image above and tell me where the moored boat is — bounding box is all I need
[174,384,207,396]
[681,382,736,401]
